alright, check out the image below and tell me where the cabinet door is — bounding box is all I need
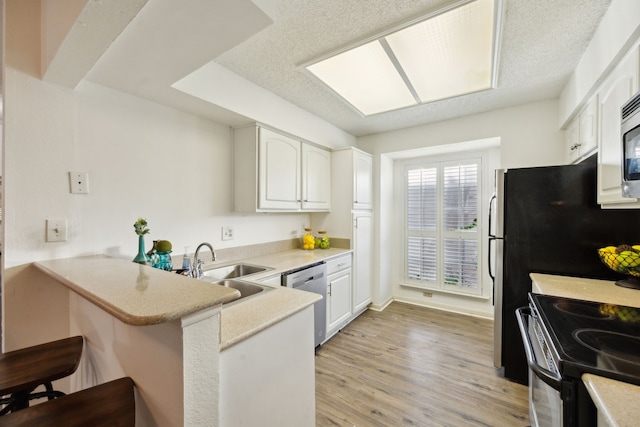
[579,96,598,155]
[598,47,639,205]
[327,270,352,332]
[353,212,372,314]
[301,144,331,210]
[566,118,580,164]
[258,128,301,210]
[353,151,373,210]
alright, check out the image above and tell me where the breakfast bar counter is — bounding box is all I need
[6,251,325,426]
[34,255,241,325]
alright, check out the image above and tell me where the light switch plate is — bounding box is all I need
[46,219,67,242]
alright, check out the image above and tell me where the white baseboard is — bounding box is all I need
[368,296,393,312]
[391,296,493,320]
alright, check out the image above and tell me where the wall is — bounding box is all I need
[4,2,309,270]
[358,99,565,317]
[2,0,317,356]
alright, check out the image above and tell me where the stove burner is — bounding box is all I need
[553,301,614,320]
[574,329,640,366]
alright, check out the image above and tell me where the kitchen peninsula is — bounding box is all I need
[7,254,322,426]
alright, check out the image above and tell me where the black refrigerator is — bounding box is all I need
[489,161,640,384]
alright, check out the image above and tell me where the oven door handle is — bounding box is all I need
[515,307,562,390]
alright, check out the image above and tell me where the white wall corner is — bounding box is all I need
[250,0,277,21]
[41,0,149,88]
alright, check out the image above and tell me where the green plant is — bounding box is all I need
[133,218,150,236]
[459,218,477,230]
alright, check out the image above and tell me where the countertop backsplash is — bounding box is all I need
[170,237,351,269]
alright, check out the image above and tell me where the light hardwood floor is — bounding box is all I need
[315,302,530,426]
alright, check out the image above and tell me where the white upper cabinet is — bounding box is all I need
[259,128,301,210]
[331,148,373,213]
[597,46,639,206]
[233,125,331,212]
[566,116,580,164]
[566,97,598,164]
[301,144,331,210]
[353,150,373,210]
[580,97,598,157]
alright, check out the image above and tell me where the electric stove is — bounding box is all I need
[529,293,640,386]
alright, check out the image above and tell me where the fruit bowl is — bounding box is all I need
[598,245,640,289]
[599,303,640,322]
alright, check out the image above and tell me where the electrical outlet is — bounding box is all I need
[69,172,90,194]
[222,226,234,241]
[46,219,67,242]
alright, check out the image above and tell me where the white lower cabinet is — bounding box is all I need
[325,254,352,339]
[353,212,373,315]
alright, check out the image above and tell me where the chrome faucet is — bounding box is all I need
[191,242,216,279]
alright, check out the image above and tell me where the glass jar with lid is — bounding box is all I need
[302,228,315,250]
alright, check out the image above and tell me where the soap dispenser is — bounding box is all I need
[182,247,191,270]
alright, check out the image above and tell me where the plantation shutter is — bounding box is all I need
[407,167,437,282]
[405,159,480,294]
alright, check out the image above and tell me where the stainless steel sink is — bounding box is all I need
[196,278,269,305]
[214,279,267,299]
[201,263,271,281]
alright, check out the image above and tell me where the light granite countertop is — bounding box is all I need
[531,273,640,426]
[530,273,640,307]
[582,374,640,427]
[35,248,352,349]
[215,248,352,350]
[208,247,353,281]
[35,255,241,325]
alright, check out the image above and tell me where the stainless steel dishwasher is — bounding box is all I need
[282,261,326,348]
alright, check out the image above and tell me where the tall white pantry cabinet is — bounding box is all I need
[315,147,374,321]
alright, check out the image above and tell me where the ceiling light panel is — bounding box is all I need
[385,0,495,103]
[303,0,500,116]
[306,40,417,116]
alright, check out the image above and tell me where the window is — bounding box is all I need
[405,158,481,295]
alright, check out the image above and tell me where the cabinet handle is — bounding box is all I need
[328,283,332,296]
[337,263,346,267]
[570,143,582,151]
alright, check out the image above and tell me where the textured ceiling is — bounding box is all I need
[215,0,612,137]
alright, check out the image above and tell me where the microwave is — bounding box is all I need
[622,89,640,198]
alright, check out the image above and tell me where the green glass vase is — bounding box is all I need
[133,235,151,264]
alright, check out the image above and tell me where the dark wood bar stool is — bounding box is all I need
[0,336,83,415]
[0,377,135,427]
